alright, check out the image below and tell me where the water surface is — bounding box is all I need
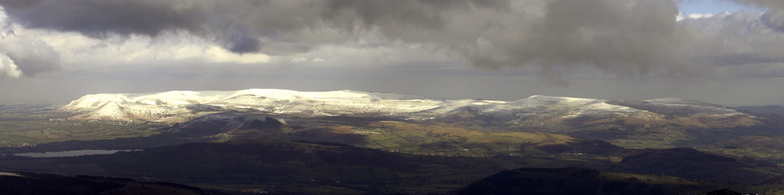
[14,149,141,158]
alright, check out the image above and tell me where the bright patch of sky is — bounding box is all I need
[678,0,753,15]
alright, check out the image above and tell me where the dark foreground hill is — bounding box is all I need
[1,139,779,194]
[612,148,774,184]
[0,172,223,195]
[1,138,773,194]
[0,139,529,194]
[451,167,721,195]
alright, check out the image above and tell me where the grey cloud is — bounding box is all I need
[678,10,784,81]
[698,53,784,66]
[315,0,694,76]
[1,0,696,79]
[0,0,505,53]
[226,25,261,54]
[0,35,61,77]
[0,0,43,9]
[761,9,784,31]
[728,63,784,78]
[731,0,784,30]
[448,0,694,77]
[684,11,784,55]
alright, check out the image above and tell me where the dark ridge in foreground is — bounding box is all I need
[0,172,224,195]
[0,139,527,194]
[451,167,719,195]
[612,148,772,184]
[699,189,759,195]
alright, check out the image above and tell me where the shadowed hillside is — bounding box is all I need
[451,167,721,195]
[612,148,773,184]
[0,172,223,195]
[0,139,531,194]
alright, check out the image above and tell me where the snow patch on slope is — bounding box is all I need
[64,94,131,110]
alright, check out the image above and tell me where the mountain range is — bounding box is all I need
[63,89,752,122]
[59,89,766,149]
[1,88,783,194]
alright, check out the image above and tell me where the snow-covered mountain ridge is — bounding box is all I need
[61,89,750,123]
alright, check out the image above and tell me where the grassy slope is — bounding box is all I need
[432,105,765,150]
[0,105,168,147]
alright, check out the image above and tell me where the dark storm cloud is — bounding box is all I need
[225,25,261,54]
[0,0,694,77]
[0,0,206,37]
[0,0,506,53]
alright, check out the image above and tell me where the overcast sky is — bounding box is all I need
[0,0,782,106]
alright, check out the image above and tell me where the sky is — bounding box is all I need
[0,0,782,106]
[679,0,748,15]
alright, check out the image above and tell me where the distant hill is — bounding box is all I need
[62,89,754,126]
[55,88,769,150]
[734,105,784,114]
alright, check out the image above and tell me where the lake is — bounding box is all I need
[14,149,142,158]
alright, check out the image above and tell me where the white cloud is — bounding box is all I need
[676,13,716,21]
[0,34,61,77]
[33,30,271,67]
[0,53,22,78]
[203,46,269,64]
